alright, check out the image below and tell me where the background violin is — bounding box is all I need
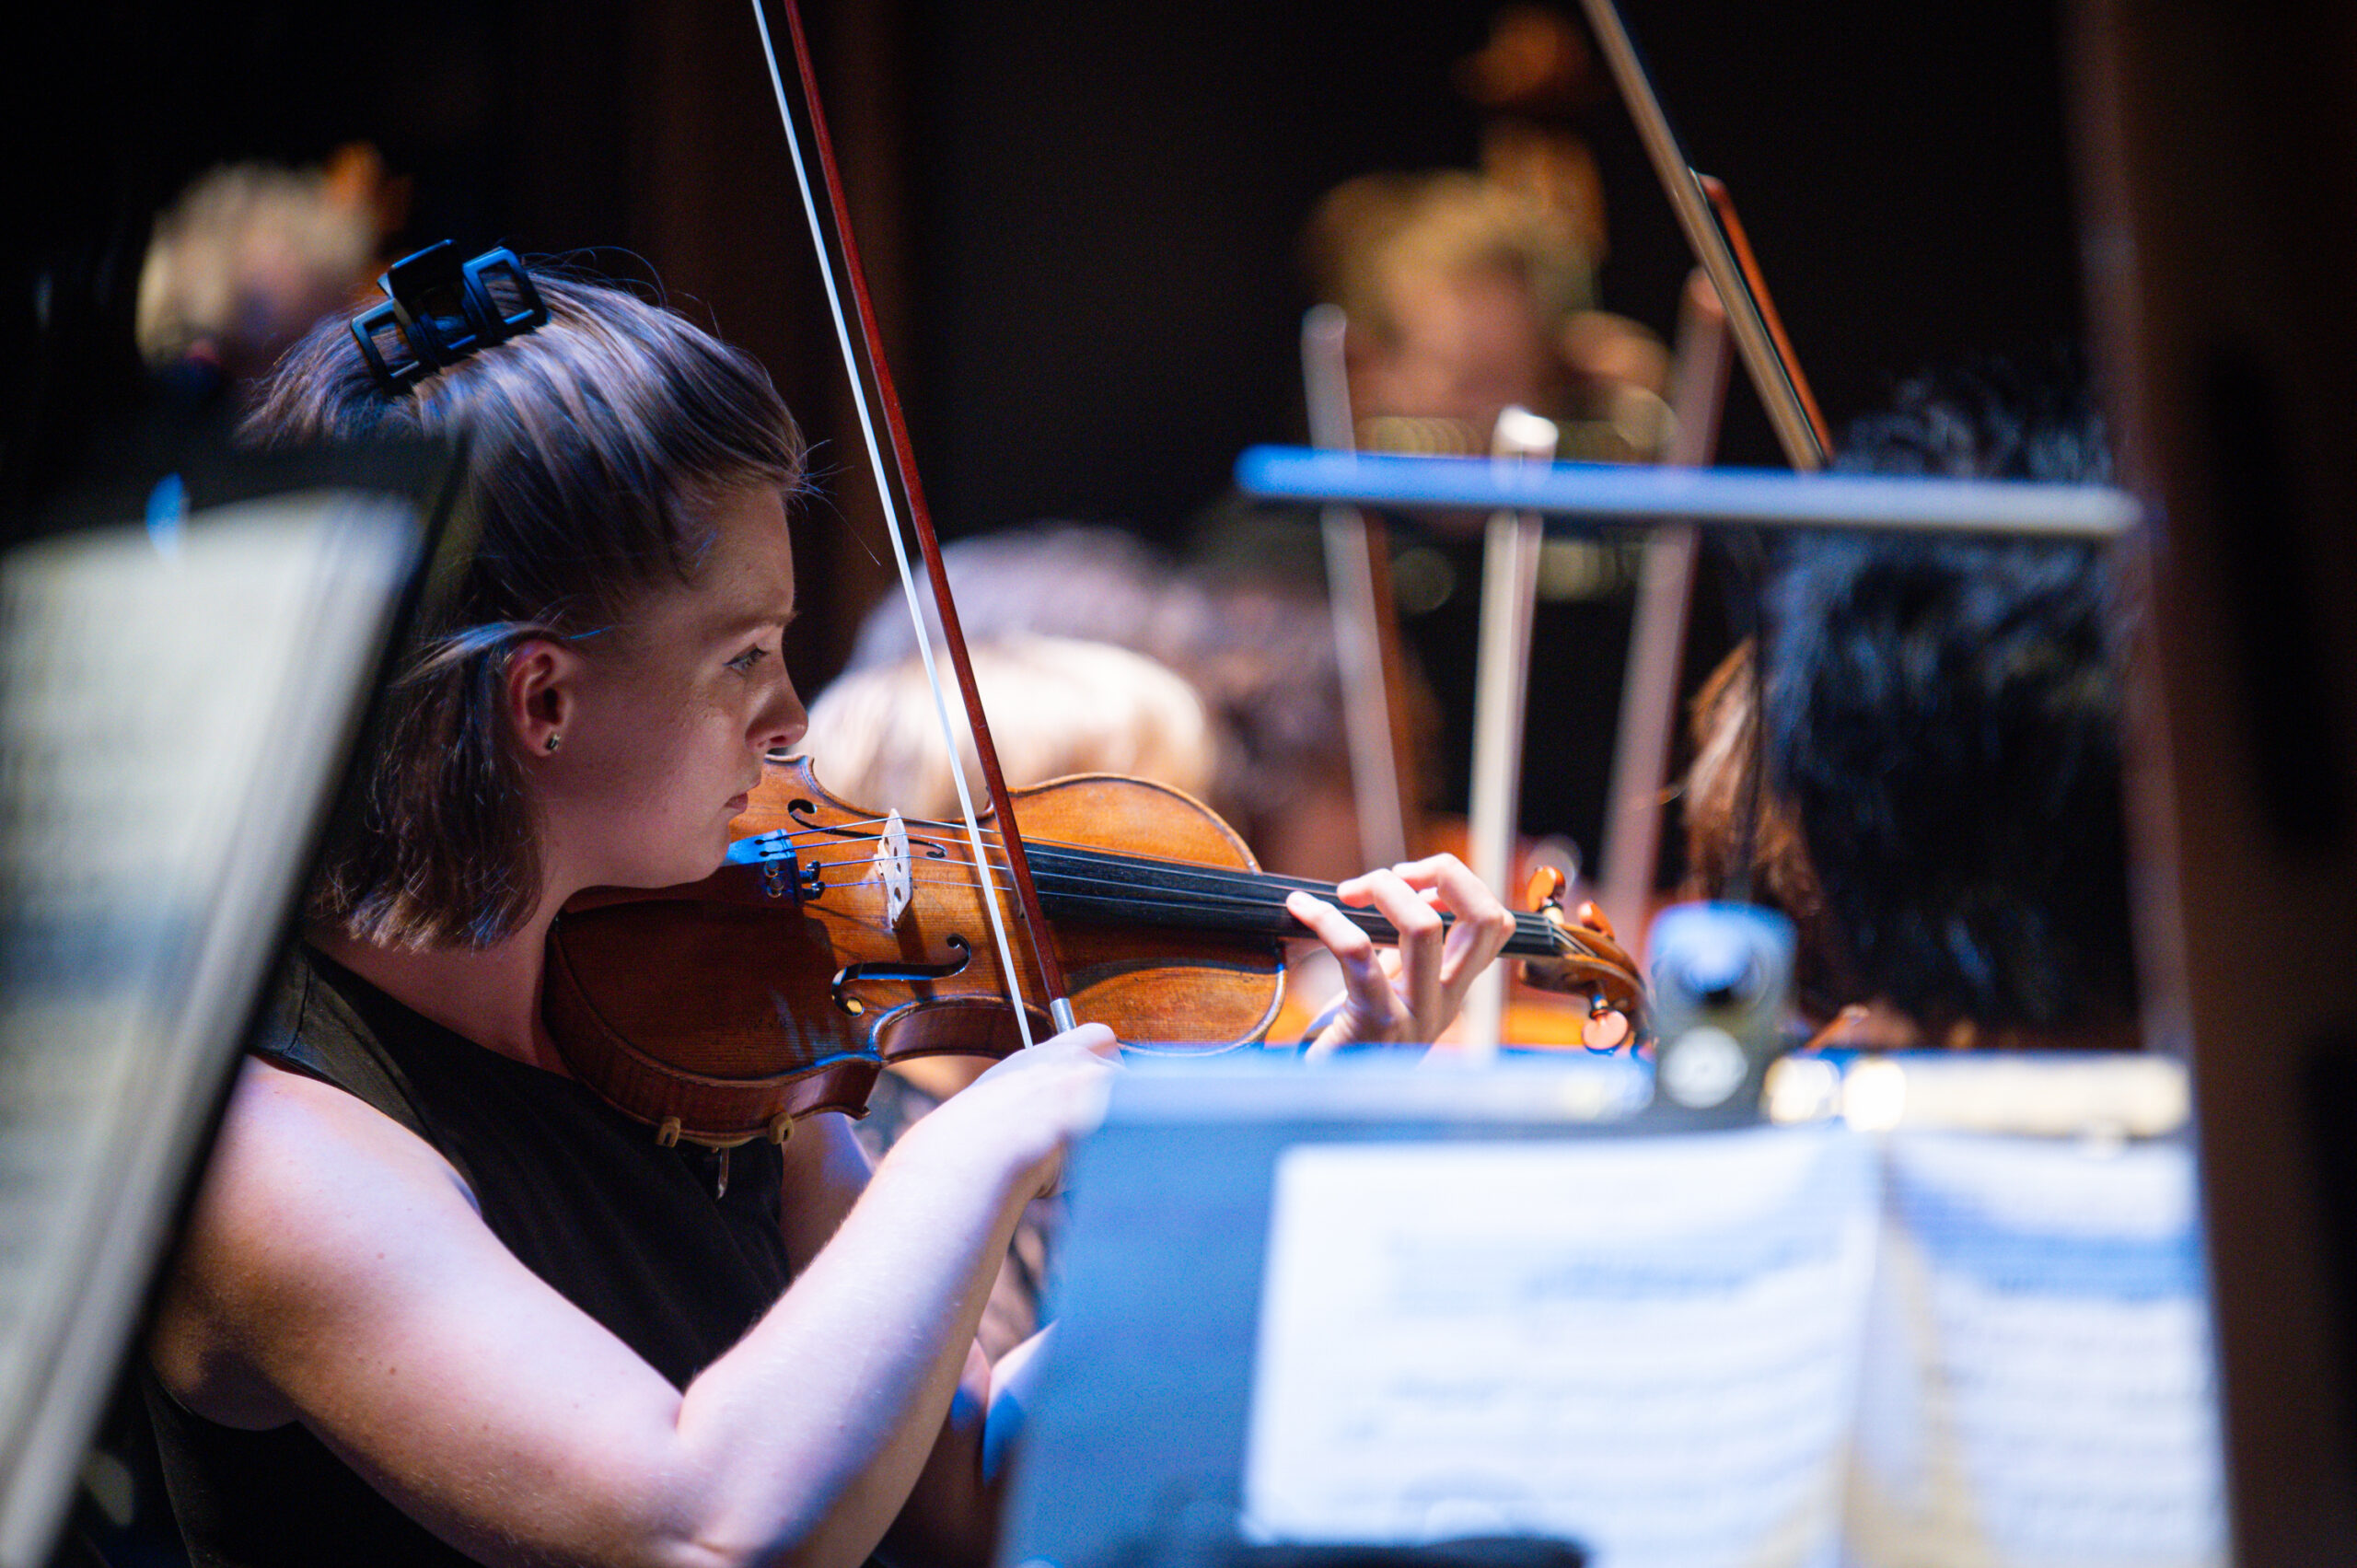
[543,755,1647,1147]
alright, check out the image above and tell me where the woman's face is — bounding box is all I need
[539,486,807,893]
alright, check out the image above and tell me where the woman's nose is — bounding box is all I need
[760,678,808,754]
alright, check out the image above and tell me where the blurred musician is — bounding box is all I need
[799,633,1224,1357]
[135,147,399,407]
[1684,359,2140,1051]
[1301,168,1664,459]
[842,522,1405,884]
[806,634,1220,848]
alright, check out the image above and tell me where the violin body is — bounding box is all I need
[545,755,1283,1145]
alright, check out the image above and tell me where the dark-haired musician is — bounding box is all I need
[1684,360,2139,1051]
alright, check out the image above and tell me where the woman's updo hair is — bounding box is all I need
[245,266,807,948]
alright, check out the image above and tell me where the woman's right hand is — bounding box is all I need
[897,1023,1120,1200]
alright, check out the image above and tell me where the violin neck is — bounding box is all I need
[1024,844,1560,958]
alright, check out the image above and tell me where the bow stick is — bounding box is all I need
[752,0,1074,1041]
[1596,269,1733,937]
[1461,407,1560,1060]
[1577,0,1829,471]
[1573,0,1831,934]
[1303,304,1415,870]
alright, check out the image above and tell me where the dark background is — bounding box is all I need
[6,0,2084,859]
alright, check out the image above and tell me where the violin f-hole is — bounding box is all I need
[831,934,972,1016]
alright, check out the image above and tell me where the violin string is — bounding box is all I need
[820,881,1577,973]
[808,851,1326,908]
[808,879,1612,994]
[824,875,1432,946]
[789,842,1235,886]
[749,823,1549,944]
[802,849,1295,881]
[812,863,1561,948]
[795,834,1561,925]
[745,813,1393,892]
[824,864,1453,926]
[824,841,1481,912]
[751,814,897,838]
[747,795,1487,893]
[880,869,1345,913]
[797,837,1376,897]
[742,817,1564,948]
[834,864,1334,912]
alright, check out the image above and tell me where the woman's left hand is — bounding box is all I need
[1284,854,1516,1059]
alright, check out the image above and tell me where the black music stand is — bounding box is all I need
[0,433,455,1568]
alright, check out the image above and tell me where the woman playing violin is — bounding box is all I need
[144,262,1517,1568]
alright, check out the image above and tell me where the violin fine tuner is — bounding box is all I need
[726,830,822,901]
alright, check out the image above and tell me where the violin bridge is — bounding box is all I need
[874,808,914,928]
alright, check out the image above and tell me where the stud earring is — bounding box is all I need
[545,734,563,753]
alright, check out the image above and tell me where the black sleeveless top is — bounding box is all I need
[147,947,793,1567]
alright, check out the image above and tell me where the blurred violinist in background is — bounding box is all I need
[806,635,1220,850]
[1301,167,1666,463]
[800,632,1223,1356]
[1306,3,1670,462]
[1682,358,2142,1051]
[1196,6,1677,922]
[135,145,402,408]
[841,521,1422,885]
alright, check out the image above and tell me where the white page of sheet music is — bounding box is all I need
[1843,1133,2227,1568]
[1244,1126,1878,1568]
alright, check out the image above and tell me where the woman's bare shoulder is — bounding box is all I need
[145,1057,737,1564]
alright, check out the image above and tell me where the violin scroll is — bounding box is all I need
[1521,865,1649,1050]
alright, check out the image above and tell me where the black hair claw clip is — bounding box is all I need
[350,241,549,392]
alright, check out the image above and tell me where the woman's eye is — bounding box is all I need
[726,646,772,674]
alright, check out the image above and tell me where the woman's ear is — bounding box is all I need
[505,637,584,758]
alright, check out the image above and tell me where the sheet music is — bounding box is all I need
[1245,1126,1878,1568]
[0,492,417,1564]
[1844,1134,2227,1568]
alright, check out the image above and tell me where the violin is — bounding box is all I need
[543,755,1648,1147]
[533,0,1649,1150]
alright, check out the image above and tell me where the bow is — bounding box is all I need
[749,0,1074,1042]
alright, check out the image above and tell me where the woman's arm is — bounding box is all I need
[149,1025,1116,1568]
[772,1110,1000,1568]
